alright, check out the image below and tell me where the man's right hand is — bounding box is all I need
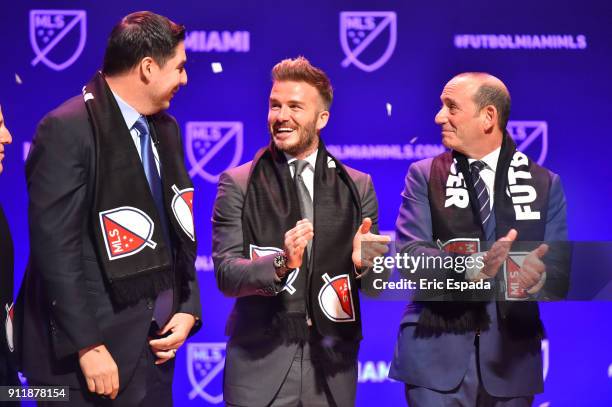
[481,228,518,278]
[284,219,314,269]
[78,344,120,399]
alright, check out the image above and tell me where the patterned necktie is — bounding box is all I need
[470,160,493,237]
[133,116,173,325]
[293,160,313,256]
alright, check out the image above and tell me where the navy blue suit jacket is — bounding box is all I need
[389,156,568,397]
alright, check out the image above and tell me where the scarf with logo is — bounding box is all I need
[420,133,550,334]
[242,141,363,341]
[83,72,196,305]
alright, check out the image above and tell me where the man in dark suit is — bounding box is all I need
[389,73,569,406]
[212,57,389,406]
[17,12,201,405]
[0,105,19,387]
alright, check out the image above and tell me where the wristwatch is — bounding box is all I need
[273,252,292,278]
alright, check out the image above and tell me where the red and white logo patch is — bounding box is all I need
[249,244,300,295]
[99,206,157,260]
[438,238,480,255]
[5,302,14,352]
[318,273,355,322]
[171,185,195,241]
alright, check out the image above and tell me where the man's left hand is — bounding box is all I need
[149,312,196,365]
[521,243,549,294]
[352,217,390,269]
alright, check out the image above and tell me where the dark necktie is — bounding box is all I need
[133,116,173,325]
[470,161,493,239]
[293,160,313,256]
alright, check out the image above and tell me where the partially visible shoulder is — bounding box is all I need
[220,161,253,194]
[407,157,434,181]
[42,94,89,128]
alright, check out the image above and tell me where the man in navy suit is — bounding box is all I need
[389,72,568,406]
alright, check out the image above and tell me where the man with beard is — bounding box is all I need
[17,12,200,405]
[0,105,19,387]
[212,56,390,406]
[389,73,569,406]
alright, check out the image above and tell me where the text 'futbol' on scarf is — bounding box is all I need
[242,141,363,341]
[421,133,550,335]
[82,72,196,306]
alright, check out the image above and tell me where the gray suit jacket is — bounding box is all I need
[388,157,568,397]
[212,157,379,407]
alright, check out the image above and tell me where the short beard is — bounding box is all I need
[270,117,318,157]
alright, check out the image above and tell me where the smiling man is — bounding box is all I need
[389,73,569,406]
[18,12,201,405]
[212,56,389,406]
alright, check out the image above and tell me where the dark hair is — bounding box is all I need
[473,84,511,131]
[102,11,185,76]
[271,56,333,109]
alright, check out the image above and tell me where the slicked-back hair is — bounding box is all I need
[271,57,333,110]
[102,11,185,76]
[473,84,511,131]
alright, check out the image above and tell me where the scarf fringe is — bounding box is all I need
[110,266,173,306]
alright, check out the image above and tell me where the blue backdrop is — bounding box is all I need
[1,0,611,405]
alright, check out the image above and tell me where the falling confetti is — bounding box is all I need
[385,102,392,116]
[15,73,22,85]
[211,62,223,73]
[409,137,418,144]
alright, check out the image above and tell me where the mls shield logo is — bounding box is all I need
[99,206,157,260]
[5,303,14,353]
[507,121,548,165]
[438,238,480,255]
[503,253,530,300]
[187,342,226,404]
[250,244,300,295]
[541,339,549,381]
[30,10,87,71]
[340,11,397,72]
[187,121,243,183]
[171,185,195,241]
[318,273,355,322]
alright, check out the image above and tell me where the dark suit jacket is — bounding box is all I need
[0,205,19,386]
[389,157,568,397]
[16,95,201,389]
[212,156,379,407]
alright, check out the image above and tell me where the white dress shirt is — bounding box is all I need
[285,149,318,201]
[468,146,501,210]
[112,91,161,175]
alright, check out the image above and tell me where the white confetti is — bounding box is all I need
[211,62,223,73]
[409,137,418,144]
[15,73,22,85]
[385,102,392,116]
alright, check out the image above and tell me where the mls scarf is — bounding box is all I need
[419,133,550,334]
[82,72,196,305]
[242,141,363,341]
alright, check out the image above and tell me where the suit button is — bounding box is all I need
[146,300,153,310]
[51,300,57,306]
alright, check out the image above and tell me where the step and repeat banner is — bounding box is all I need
[1,0,611,405]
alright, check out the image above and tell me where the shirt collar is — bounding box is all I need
[111,91,141,130]
[285,149,318,171]
[468,146,501,173]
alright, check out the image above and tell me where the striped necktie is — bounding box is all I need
[470,160,492,236]
[293,160,313,256]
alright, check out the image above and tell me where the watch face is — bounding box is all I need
[274,254,286,268]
